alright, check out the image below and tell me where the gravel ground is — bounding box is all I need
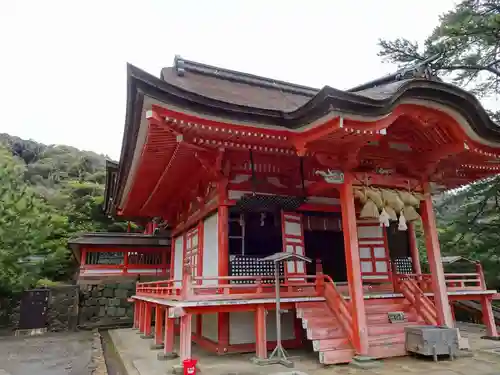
[0,331,94,375]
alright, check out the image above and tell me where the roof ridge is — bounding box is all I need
[172,55,319,97]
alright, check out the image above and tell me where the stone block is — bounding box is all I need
[98,298,107,306]
[116,307,126,317]
[99,307,106,317]
[114,289,129,298]
[119,282,135,290]
[108,298,120,307]
[107,307,117,316]
[103,288,114,298]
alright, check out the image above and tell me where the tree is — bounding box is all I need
[379,0,500,104]
[379,0,500,289]
[0,148,71,294]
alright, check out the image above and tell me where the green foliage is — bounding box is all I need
[379,0,500,100]
[0,134,126,295]
[379,0,500,289]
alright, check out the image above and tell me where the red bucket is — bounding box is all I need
[182,359,197,375]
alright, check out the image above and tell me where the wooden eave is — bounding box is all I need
[109,59,500,218]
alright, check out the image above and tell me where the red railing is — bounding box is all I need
[392,272,485,293]
[135,273,321,300]
[321,274,354,343]
[396,277,438,325]
[80,249,169,277]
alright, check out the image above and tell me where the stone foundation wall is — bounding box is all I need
[0,285,79,333]
[78,282,136,328]
[0,282,136,333]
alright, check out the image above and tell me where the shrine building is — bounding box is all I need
[71,56,500,366]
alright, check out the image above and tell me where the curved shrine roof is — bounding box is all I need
[125,56,500,142]
[109,56,500,218]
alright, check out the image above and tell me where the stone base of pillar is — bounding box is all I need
[150,343,164,350]
[140,334,154,339]
[157,352,178,361]
[349,356,381,369]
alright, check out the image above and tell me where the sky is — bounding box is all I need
[0,0,459,160]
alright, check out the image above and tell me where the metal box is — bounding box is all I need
[405,326,459,361]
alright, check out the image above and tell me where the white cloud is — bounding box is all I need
[0,0,456,159]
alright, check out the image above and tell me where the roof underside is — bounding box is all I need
[108,56,500,219]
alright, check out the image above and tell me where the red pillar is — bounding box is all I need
[339,173,368,355]
[141,303,153,338]
[152,305,164,349]
[123,251,129,275]
[420,189,453,327]
[138,301,146,333]
[408,222,422,274]
[218,205,229,280]
[133,301,140,329]
[254,306,267,360]
[158,308,178,360]
[481,296,498,337]
[217,204,230,353]
[179,314,192,361]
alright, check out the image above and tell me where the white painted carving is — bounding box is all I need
[315,169,344,184]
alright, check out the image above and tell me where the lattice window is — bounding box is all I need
[393,257,413,274]
[229,255,284,284]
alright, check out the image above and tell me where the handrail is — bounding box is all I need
[320,274,354,345]
[395,276,438,325]
[135,274,320,300]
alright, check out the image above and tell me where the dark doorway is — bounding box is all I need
[386,222,411,259]
[18,289,49,330]
[303,213,347,282]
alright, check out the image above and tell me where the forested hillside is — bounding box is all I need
[0,133,128,295]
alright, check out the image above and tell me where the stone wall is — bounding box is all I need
[0,282,136,333]
[78,281,136,328]
[0,285,79,333]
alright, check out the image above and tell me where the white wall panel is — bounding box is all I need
[201,313,219,342]
[173,236,184,287]
[202,214,219,285]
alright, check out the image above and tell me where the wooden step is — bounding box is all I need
[319,348,355,364]
[296,301,326,309]
[302,317,339,329]
[366,311,419,324]
[368,322,421,336]
[312,337,351,352]
[307,326,345,340]
[299,309,335,320]
[364,297,406,305]
[369,333,405,346]
[365,303,408,314]
[368,343,408,358]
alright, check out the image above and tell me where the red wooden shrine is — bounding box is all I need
[88,56,500,366]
